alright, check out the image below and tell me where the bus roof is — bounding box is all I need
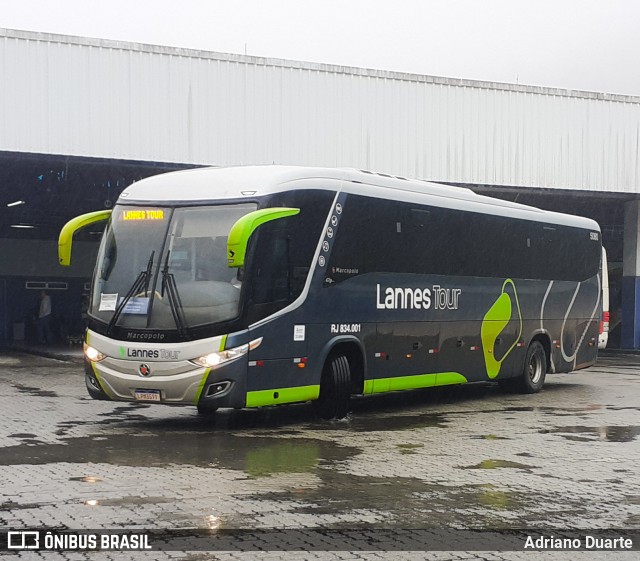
[119,165,600,231]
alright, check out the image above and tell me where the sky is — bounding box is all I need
[2,0,640,96]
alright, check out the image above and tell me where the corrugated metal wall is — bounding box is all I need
[1,28,639,192]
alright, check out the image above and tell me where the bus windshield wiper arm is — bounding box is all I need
[106,251,155,335]
[161,250,189,338]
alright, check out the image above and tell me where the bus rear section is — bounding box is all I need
[599,247,610,349]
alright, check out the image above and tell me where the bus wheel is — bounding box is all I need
[314,354,351,420]
[516,341,547,394]
[197,403,218,416]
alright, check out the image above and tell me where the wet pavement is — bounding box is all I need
[0,351,639,560]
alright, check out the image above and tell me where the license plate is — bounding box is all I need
[134,389,161,402]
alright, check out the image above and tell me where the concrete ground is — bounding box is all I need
[0,350,638,560]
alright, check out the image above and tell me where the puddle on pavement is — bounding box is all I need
[470,434,510,441]
[476,484,514,510]
[69,476,103,483]
[251,471,530,527]
[0,501,49,511]
[396,443,424,454]
[539,425,640,442]
[0,430,358,476]
[337,412,449,432]
[462,459,534,470]
[11,383,58,398]
[0,357,21,366]
[90,496,173,507]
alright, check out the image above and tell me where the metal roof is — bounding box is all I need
[1,28,640,193]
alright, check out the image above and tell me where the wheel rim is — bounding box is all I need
[528,350,544,385]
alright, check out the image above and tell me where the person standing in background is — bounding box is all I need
[37,290,53,344]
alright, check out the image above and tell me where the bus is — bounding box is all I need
[59,166,603,419]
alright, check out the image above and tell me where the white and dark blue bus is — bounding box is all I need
[59,166,602,418]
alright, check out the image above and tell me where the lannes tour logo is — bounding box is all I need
[376,284,461,311]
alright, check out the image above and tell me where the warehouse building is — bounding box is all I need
[1,28,639,347]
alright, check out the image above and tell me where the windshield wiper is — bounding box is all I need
[161,250,189,339]
[106,251,155,335]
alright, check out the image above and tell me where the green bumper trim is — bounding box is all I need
[58,210,112,266]
[227,207,300,268]
[193,368,212,405]
[246,385,320,407]
[90,362,112,398]
[193,336,226,404]
[364,372,468,394]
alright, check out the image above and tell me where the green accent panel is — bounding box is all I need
[389,373,437,391]
[227,207,300,268]
[193,368,212,405]
[58,210,112,266]
[435,372,468,386]
[246,385,320,407]
[91,362,111,398]
[365,372,468,394]
[219,334,228,352]
[481,279,523,379]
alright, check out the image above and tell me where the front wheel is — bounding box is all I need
[313,354,351,420]
[197,403,218,416]
[515,341,547,394]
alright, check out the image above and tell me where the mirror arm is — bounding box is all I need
[227,207,300,268]
[58,210,113,266]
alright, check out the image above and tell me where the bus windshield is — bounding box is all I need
[90,203,257,331]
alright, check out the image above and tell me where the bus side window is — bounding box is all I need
[251,234,289,304]
[245,225,291,324]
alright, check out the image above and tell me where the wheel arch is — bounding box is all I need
[529,330,552,372]
[317,335,366,395]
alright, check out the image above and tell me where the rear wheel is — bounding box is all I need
[313,354,351,419]
[515,341,547,393]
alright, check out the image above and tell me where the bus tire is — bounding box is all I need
[516,341,547,394]
[314,354,351,420]
[196,403,218,416]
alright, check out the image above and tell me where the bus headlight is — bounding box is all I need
[190,338,262,369]
[84,343,106,362]
[191,345,248,368]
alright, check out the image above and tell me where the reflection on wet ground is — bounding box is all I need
[0,430,359,473]
[539,425,640,442]
[462,459,533,470]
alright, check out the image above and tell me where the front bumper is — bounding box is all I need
[86,356,247,408]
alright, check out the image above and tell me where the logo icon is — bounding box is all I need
[8,531,39,549]
[139,364,151,377]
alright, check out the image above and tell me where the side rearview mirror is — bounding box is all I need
[58,210,113,266]
[227,207,300,268]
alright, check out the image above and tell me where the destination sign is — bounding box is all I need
[120,209,165,221]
